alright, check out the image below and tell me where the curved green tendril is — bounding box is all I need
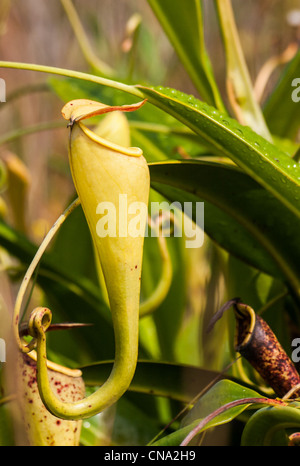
[28,301,138,419]
[139,215,173,318]
[13,197,81,354]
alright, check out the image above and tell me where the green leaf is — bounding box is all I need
[0,160,7,193]
[140,226,186,361]
[111,397,163,446]
[152,379,262,446]
[80,394,162,446]
[241,404,300,446]
[138,85,300,221]
[149,160,300,293]
[264,50,300,140]
[151,236,186,361]
[147,0,225,111]
[214,0,271,140]
[0,398,15,446]
[81,360,226,403]
[181,379,261,426]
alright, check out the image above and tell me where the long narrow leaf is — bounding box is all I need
[138,85,300,221]
[215,0,271,140]
[147,0,225,110]
[80,360,227,403]
[264,49,300,140]
[149,160,300,295]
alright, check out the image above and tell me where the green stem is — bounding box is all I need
[130,120,195,138]
[59,0,115,77]
[0,121,65,146]
[257,290,288,316]
[13,197,81,353]
[125,14,142,81]
[0,61,143,98]
[0,82,50,110]
[0,394,16,405]
[140,220,173,318]
[194,0,226,112]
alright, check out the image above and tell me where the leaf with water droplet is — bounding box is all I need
[137,85,300,220]
[149,159,300,294]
